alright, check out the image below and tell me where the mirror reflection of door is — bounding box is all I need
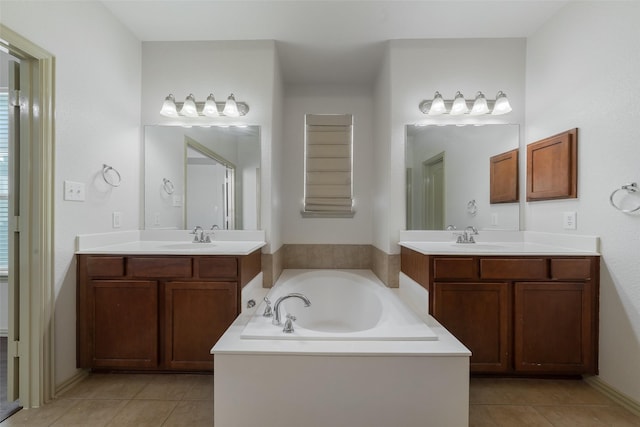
[422,153,445,230]
[185,141,236,230]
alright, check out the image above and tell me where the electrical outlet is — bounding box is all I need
[563,211,577,230]
[64,180,86,201]
[112,211,122,228]
[153,212,161,226]
[491,213,498,226]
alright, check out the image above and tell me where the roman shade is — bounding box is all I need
[303,114,354,217]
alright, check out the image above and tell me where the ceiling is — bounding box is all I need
[101,0,568,85]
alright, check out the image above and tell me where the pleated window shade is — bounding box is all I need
[303,114,354,217]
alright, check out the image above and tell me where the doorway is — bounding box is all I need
[422,152,445,230]
[0,25,56,413]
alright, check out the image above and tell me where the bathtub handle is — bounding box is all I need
[262,297,273,317]
[283,314,297,333]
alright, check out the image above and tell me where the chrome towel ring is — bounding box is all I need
[609,182,640,213]
[102,164,121,187]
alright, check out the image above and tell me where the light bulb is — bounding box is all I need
[223,93,240,117]
[203,93,219,117]
[160,94,178,117]
[180,94,198,117]
[450,91,469,115]
[470,92,490,115]
[428,91,446,115]
[491,91,512,115]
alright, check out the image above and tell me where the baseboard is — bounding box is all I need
[55,370,89,398]
[585,375,640,417]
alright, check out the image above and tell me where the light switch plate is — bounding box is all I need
[64,180,86,201]
[563,211,577,230]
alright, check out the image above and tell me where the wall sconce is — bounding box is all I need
[419,91,512,116]
[160,93,250,118]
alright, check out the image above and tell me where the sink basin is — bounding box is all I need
[160,243,217,249]
[449,243,506,250]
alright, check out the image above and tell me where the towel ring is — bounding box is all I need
[102,164,121,187]
[609,182,640,213]
[467,199,478,216]
[162,178,175,194]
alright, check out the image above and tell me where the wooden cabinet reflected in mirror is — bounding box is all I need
[490,148,519,204]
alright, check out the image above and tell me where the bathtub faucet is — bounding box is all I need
[272,293,311,326]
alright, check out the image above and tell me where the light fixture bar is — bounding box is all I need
[160,93,250,117]
[418,91,512,116]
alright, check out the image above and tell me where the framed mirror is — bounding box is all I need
[144,125,260,230]
[405,124,520,231]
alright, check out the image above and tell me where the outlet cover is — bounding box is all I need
[112,211,122,228]
[563,211,577,230]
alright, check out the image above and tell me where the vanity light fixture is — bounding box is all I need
[159,92,249,117]
[419,91,512,116]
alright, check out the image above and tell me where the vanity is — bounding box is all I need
[75,230,265,372]
[400,231,600,376]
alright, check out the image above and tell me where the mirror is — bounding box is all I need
[405,124,519,231]
[144,125,260,230]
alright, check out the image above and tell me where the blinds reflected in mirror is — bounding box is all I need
[303,114,354,217]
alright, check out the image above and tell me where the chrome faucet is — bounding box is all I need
[456,225,479,243]
[190,225,211,243]
[272,293,311,326]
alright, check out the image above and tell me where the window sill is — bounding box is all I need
[300,211,356,219]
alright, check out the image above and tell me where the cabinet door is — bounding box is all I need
[432,282,510,373]
[163,281,238,371]
[514,281,594,374]
[90,280,158,369]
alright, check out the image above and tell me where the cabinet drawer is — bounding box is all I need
[433,258,476,279]
[551,258,592,280]
[86,256,125,277]
[198,257,238,279]
[129,257,192,278]
[480,258,547,280]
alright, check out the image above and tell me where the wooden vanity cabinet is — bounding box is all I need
[77,250,260,372]
[401,248,599,376]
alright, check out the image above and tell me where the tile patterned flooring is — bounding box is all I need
[0,373,639,426]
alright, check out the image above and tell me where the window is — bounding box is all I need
[302,114,354,217]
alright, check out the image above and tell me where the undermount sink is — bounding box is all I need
[160,242,217,249]
[449,243,506,250]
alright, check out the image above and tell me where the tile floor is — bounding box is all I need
[1,374,639,426]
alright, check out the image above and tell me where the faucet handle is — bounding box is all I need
[283,314,296,333]
[262,297,273,317]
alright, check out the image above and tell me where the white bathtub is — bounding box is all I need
[241,269,437,341]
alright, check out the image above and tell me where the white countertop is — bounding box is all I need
[75,230,266,256]
[399,230,600,256]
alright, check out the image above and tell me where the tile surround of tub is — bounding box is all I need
[261,248,283,288]
[283,244,371,269]
[372,246,400,288]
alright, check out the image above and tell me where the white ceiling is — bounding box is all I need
[101,0,568,85]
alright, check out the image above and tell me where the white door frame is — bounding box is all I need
[0,24,55,409]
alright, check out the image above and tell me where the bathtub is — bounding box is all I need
[212,270,471,427]
[241,269,437,341]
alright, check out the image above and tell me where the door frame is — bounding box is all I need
[0,24,55,408]
[422,152,445,230]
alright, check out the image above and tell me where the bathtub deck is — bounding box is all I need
[212,270,471,427]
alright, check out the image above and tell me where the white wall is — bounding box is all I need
[0,1,142,386]
[141,40,281,251]
[525,1,640,403]
[282,85,374,244]
[374,38,527,253]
